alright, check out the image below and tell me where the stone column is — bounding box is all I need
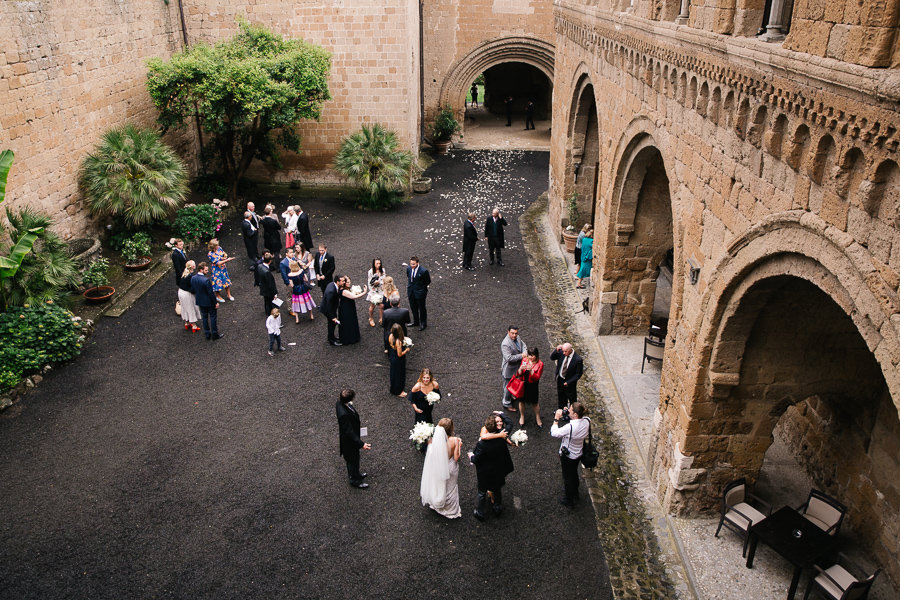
[675,0,690,24]
[759,0,787,41]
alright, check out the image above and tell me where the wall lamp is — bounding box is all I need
[687,258,700,285]
[573,162,581,182]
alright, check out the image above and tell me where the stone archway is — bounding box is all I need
[438,36,555,121]
[565,74,599,226]
[598,133,675,334]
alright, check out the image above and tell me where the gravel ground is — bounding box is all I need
[0,151,613,600]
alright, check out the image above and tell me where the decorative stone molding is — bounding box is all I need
[667,441,706,491]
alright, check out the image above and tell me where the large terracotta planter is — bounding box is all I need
[562,230,578,253]
[83,285,116,304]
[124,256,152,271]
[433,141,451,155]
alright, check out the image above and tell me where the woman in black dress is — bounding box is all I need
[409,368,441,424]
[517,347,544,427]
[388,323,410,397]
[338,276,367,345]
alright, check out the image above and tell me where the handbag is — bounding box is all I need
[505,374,525,399]
[580,418,600,469]
[175,300,182,316]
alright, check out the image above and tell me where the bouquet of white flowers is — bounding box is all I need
[510,430,528,447]
[426,391,441,405]
[409,421,435,451]
[350,285,363,295]
[370,292,383,305]
[403,336,413,348]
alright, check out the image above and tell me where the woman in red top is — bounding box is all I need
[517,347,544,427]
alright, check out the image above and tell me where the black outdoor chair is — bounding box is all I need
[641,337,665,373]
[798,489,847,536]
[714,477,772,557]
[803,552,880,600]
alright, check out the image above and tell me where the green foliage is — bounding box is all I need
[82,257,110,289]
[147,21,332,198]
[0,150,44,308]
[431,105,460,142]
[567,192,579,229]
[1,207,81,310]
[0,302,85,392]
[173,202,222,243]
[80,124,188,229]
[334,124,414,210]
[120,232,153,263]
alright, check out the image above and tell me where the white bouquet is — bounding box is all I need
[409,421,435,450]
[350,285,363,295]
[403,336,413,348]
[426,391,441,405]
[510,430,528,447]
[370,292,384,305]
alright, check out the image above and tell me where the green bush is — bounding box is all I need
[0,302,85,392]
[173,203,222,243]
[431,105,460,142]
[334,124,414,211]
[121,232,153,263]
[82,257,109,289]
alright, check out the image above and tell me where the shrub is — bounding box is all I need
[0,302,85,392]
[334,124,414,211]
[80,124,188,229]
[173,203,222,243]
[121,232,153,264]
[431,105,460,142]
[82,257,110,289]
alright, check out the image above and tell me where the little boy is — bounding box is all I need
[266,308,285,356]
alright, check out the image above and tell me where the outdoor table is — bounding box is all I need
[745,506,837,600]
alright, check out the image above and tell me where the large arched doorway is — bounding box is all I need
[566,77,599,226]
[600,135,674,334]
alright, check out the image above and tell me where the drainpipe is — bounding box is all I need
[419,0,426,144]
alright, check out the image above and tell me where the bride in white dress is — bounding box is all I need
[420,418,462,518]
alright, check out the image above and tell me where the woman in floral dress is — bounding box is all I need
[207,238,235,302]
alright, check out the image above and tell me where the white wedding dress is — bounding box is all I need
[420,426,462,519]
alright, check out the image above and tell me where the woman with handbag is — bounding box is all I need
[517,347,544,427]
[550,402,590,507]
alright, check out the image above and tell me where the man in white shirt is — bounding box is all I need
[550,402,589,507]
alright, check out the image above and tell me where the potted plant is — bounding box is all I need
[430,105,460,155]
[562,192,580,253]
[121,232,153,270]
[82,257,115,303]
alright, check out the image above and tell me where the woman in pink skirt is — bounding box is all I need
[287,260,316,323]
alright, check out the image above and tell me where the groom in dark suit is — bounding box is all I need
[406,256,431,331]
[321,274,343,346]
[462,212,478,270]
[336,388,371,488]
[314,243,336,296]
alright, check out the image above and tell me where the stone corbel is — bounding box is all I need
[667,442,706,491]
[707,370,740,399]
[615,223,634,245]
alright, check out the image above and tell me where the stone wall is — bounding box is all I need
[549,0,900,584]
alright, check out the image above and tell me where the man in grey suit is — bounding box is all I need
[500,325,527,411]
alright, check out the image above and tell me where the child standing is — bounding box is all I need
[266,308,285,356]
[288,260,316,323]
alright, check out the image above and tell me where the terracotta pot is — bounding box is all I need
[562,230,578,254]
[433,141,451,155]
[412,177,432,194]
[124,256,152,271]
[83,285,116,304]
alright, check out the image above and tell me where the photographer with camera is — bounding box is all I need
[550,402,589,507]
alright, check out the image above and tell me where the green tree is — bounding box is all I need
[0,150,44,310]
[147,21,332,200]
[334,124,414,210]
[80,124,188,229]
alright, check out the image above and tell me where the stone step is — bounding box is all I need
[102,258,172,318]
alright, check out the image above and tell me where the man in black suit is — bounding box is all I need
[260,205,282,257]
[336,388,371,489]
[550,343,584,409]
[257,254,279,317]
[321,274,344,346]
[406,256,431,330]
[171,238,186,286]
[241,210,260,268]
[314,243,336,295]
[382,294,411,352]
[296,205,313,252]
[191,263,222,340]
[484,208,508,266]
[462,212,478,270]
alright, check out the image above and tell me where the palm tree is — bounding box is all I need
[334,124,414,210]
[80,124,188,229]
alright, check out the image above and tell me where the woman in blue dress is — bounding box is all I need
[575,231,593,289]
[207,238,235,302]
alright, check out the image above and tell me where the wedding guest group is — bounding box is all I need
[550,343,583,409]
[336,388,371,489]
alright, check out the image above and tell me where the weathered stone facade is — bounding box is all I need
[548,0,900,585]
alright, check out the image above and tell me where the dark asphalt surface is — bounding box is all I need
[0,151,613,600]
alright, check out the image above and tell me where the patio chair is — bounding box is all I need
[714,477,772,557]
[641,337,665,373]
[798,489,847,536]
[802,552,880,600]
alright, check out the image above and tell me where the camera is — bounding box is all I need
[557,408,572,424]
